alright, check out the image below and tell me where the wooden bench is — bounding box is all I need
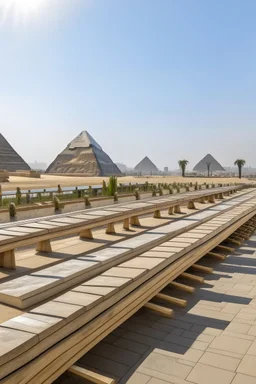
[0,194,255,383]
[0,186,241,269]
[1,192,252,309]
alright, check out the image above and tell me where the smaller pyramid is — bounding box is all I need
[193,154,225,174]
[0,133,30,172]
[46,131,121,176]
[134,156,159,175]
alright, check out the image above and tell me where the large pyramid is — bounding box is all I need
[193,154,225,174]
[0,133,30,172]
[46,131,121,176]
[134,156,159,175]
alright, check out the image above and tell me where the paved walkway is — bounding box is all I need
[57,235,256,384]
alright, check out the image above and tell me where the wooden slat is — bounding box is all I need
[68,365,116,384]
[191,264,213,273]
[216,244,235,252]
[155,292,187,307]
[180,272,204,283]
[168,281,195,293]
[144,302,173,317]
[207,251,226,260]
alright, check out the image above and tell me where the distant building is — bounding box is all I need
[193,154,225,176]
[46,130,121,176]
[134,156,159,175]
[116,163,129,173]
[28,162,47,171]
[0,133,30,172]
[164,167,169,173]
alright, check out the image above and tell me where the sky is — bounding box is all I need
[0,0,256,171]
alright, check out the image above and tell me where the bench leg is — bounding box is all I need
[168,206,174,215]
[187,201,196,209]
[80,229,93,239]
[174,205,181,214]
[106,223,115,234]
[123,218,130,230]
[130,216,141,226]
[36,240,52,253]
[153,210,161,218]
[218,193,224,199]
[199,197,205,203]
[208,195,215,203]
[0,250,16,269]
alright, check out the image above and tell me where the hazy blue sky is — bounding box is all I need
[0,0,255,170]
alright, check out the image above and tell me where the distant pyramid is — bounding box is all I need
[46,131,121,176]
[0,133,30,172]
[193,154,225,174]
[134,156,159,175]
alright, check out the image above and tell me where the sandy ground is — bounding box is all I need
[1,175,254,192]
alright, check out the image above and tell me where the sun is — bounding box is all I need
[0,0,47,23]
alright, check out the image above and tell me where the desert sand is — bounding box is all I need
[1,174,253,192]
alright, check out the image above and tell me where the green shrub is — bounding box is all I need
[169,186,173,194]
[26,193,30,204]
[185,185,189,192]
[84,194,91,207]
[134,188,140,200]
[9,202,16,218]
[108,176,118,196]
[114,192,118,202]
[159,187,164,196]
[176,186,180,193]
[102,180,107,195]
[57,184,62,194]
[53,195,60,211]
[16,187,22,205]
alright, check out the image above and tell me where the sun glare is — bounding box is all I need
[0,0,47,23]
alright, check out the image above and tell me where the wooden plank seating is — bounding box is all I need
[0,186,242,269]
[0,192,254,309]
[0,196,256,383]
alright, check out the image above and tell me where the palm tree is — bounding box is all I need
[178,160,189,177]
[234,159,246,179]
[206,162,211,177]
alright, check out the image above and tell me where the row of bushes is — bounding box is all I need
[1,178,236,208]
[7,180,236,219]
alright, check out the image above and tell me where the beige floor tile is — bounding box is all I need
[164,334,208,351]
[142,352,192,379]
[232,373,256,384]
[225,322,251,334]
[209,335,252,354]
[221,330,255,341]
[154,347,204,363]
[248,326,256,336]
[246,339,256,355]
[190,325,222,336]
[221,303,244,315]
[182,330,215,343]
[199,351,240,371]
[237,355,256,377]
[126,372,151,384]
[186,363,235,384]
[206,347,244,360]
[138,366,189,384]
[188,307,235,322]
